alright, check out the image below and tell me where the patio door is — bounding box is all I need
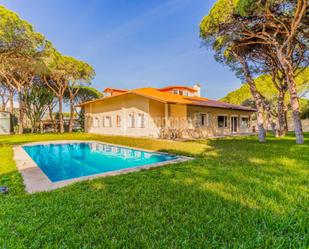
[231,116,238,133]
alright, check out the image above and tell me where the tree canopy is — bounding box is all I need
[200,0,308,143]
[221,68,309,105]
[0,5,96,134]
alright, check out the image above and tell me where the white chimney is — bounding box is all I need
[193,84,201,97]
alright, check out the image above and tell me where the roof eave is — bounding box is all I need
[188,103,256,112]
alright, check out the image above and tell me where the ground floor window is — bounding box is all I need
[240,117,249,128]
[116,115,121,128]
[103,116,112,127]
[93,117,100,127]
[217,115,228,128]
[128,113,135,128]
[195,113,210,127]
[137,113,145,128]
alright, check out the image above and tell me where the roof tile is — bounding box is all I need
[78,87,255,112]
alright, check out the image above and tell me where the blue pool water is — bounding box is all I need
[23,142,177,182]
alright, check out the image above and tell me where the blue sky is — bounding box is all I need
[0,0,242,99]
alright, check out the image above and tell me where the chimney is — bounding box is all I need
[193,84,201,97]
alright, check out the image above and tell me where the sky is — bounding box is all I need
[0,0,243,100]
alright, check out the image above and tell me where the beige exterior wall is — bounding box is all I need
[84,95,254,138]
[186,105,253,137]
[149,99,165,132]
[85,94,164,138]
[169,104,187,118]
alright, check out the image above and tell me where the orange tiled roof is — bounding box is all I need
[131,88,193,104]
[159,86,197,92]
[103,88,128,93]
[77,87,255,111]
[186,97,255,111]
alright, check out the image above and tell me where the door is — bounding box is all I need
[231,116,238,133]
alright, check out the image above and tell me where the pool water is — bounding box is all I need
[23,142,177,182]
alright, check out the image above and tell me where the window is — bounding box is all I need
[137,113,145,128]
[179,90,183,95]
[217,115,228,128]
[240,117,249,128]
[195,113,210,127]
[201,114,208,126]
[103,116,112,127]
[104,92,111,98]
[173,90,179,95]
[93,117,99,127]
[128,113,135,128]
[184,91,189,96]
[116,115,121,128]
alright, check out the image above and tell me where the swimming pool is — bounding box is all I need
[23,142,179,182]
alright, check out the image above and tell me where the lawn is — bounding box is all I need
[0,133,308,248]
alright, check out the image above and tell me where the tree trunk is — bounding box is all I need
[39,120,43,133]
[68,97,74,132]
[286,72,304,144]
[278,53,304,144]
[239,58,266,142]
[18,92,24,134]
[277,90,287,137]
[269,115,277,136]
[0,97,5,111]
[250,88,266,142]
[256,110,266,142]
[48,104,55,132]
[284,110,288,132]
[9,89,14,114]
[58,95,64,133]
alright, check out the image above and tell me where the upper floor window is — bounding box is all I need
[137,113,145,128]
[171,89,191,96]
[217,115,228,128]
[104,92,112,98]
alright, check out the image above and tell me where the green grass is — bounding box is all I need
[0,133,308,248]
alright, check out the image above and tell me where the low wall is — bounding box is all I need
[288,119,309,132]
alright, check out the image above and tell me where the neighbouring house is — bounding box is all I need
[77,85,256,138]
[0,111,11,135]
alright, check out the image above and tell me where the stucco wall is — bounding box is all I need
[85,94,163,138]
[186,105,254,137]
[84,95,254,138]
[288,119,309,132]
[170,104,187,118]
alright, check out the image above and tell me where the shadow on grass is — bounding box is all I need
[1,159,307,248]
[0,133,308,248]
[160,133,308,212]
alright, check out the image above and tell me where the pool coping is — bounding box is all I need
[13,140,193,193]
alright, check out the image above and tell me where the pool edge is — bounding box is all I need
[14,140,193,193]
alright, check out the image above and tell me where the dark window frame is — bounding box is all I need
[217,115,228,128]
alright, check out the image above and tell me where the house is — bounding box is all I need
[0,111,11,135]
[77,85,256,138]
